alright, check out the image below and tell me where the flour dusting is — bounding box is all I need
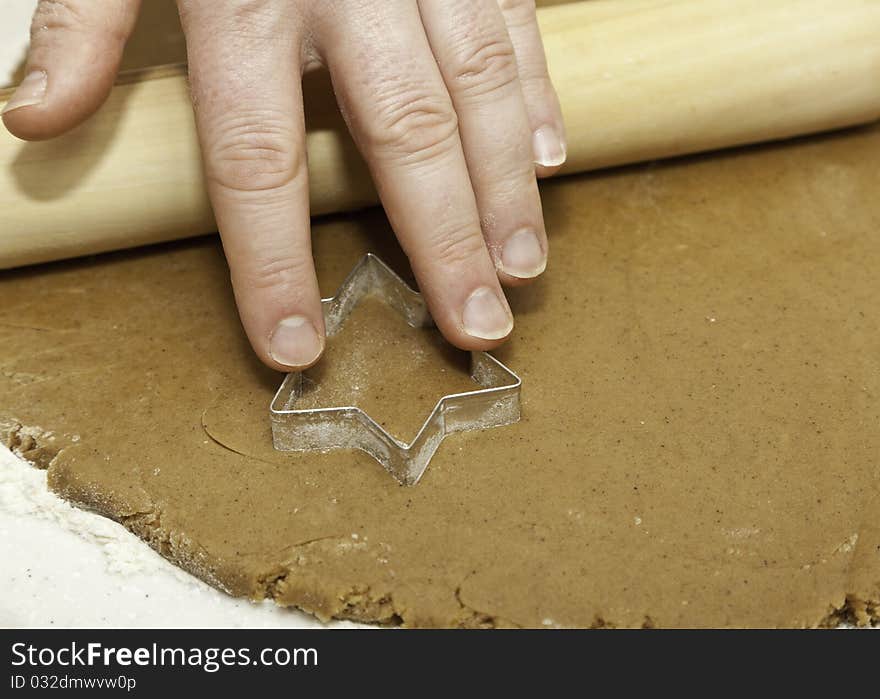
[0,445,188,579]
[0,445,352,627]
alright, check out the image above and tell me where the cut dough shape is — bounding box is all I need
[294,293,477,443]
[1,126,879,627]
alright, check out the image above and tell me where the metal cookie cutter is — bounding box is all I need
[270,253,521,486]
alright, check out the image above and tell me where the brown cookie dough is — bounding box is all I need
[2,125,879,628]
[293,294,477,443]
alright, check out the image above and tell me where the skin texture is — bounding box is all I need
[1,0,567,371]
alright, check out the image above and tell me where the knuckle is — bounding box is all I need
[204,111,302,193]
[366,85,459,162]
[235,253,312,294]
[491,162,538,201]
[449,35,518,98]
[428,227,486,270]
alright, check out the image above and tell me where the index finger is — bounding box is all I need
[179,0,325,371]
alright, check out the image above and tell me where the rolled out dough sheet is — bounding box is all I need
[2,125,879,628]
[0,443,356,628]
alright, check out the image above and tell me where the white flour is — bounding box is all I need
[0,442,181,579]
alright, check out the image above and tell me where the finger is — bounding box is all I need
[320,2,513,349]
[2,0,141,141]
[420,0,547,284]
[178,0,324,371]
[498,0,567,177]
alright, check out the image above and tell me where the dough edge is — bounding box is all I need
[4,419,877,628]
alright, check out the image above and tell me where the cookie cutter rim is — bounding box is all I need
[269,253,521,486]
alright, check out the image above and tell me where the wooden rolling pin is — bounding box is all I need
[2,0,880,269]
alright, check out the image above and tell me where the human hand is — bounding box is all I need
[3,0,566,370]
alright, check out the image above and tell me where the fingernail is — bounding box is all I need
[2,71,47,115]
[532,125,566,168]
[462,287,513,341]
[269,315,323,368]
[501,229,546,279]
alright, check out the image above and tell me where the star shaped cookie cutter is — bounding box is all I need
[270,253,521,486]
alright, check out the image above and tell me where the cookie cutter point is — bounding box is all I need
[270,253,521,486]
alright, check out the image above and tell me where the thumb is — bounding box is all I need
[2,0,141,141]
